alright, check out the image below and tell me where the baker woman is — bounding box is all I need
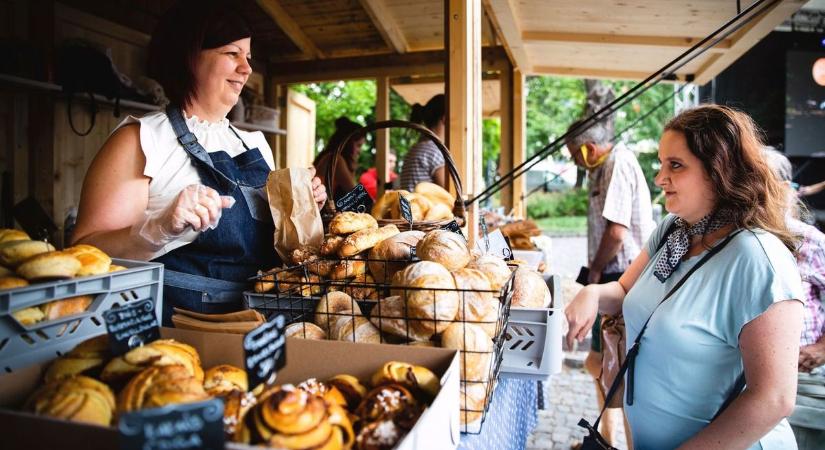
[71,1,326,325]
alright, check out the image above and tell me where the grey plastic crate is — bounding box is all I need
[0,259,163,372]
[500,274,563,380]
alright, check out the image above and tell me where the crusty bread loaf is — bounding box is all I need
[511,266,550,308]
[441,322,494,382]
[0,239,55,267]
[453,268,500,338]
[398,261,460,336]
[330,259,367,280]
[288,244,320,265]
[329,211,378,235]
[416,229,471,271]
[367,230,425,283]
[0,228,30,244]
[320,234,346,256]
[459,381,488,427]
[389,192,427,221]
[41,295,93,320]
[0,275,28,290]
[332,316,381,343]
[64,244,111,276]
[305,259,336,278]
[284,322,327,340]
[331,273,377,300]
[339,224,400,257]
[371,190,403,219]
[368,295,432,342]
[423,201,453,221]
[16,251,82,280]
[414,182,455,207]
[468,254,512,292]
[315,291,360,331]
[203,364,248,396]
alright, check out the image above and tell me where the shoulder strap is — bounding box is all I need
[593,228,743,430]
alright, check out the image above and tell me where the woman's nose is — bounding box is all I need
[654,169,666,187]
[238,57,252,74]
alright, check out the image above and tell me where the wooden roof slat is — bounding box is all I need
[359,0,409,53]
[482,0,530,72]
[256,0,326,59]
[522,31,732,53]
[531,65,690,82]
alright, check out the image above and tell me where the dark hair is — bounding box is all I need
[410,94,445,129]
[664,105,797,252]
[148,0,251,109]
[314,117,364,168]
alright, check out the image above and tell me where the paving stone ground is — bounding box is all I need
[526,234,628,450]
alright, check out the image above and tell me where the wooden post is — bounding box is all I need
[375,77,390,198]
[268,83,289,169]
[499,59,513,214]
[446,0,482,244]
[512,68,526,218]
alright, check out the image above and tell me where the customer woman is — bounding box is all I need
[400,94,447,191]
[71,1,326,325]
[565,105,803,449]
[312,116,365,200]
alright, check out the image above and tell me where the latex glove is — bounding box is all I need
[133,184,235,249]
[564,285,600,350]
[308,167,328,208]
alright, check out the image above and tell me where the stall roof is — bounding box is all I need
[60,0,807,85]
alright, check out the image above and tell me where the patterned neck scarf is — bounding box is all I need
[653,210,735,282]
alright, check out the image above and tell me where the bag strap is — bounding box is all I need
[712,373,746,420]
[593,228,743,430]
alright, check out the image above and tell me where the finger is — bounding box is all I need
[199,196,221,221]
[179,209,203,231]
[311,176,321,188]
[220,196,236,208]
[193,204,211,231]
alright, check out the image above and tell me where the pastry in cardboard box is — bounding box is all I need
[25,375,115,426]
[327,374,367,410]
[118,364,209,413]
[45,335,109,382]
[370,361,440,400]
[204,364,248,396]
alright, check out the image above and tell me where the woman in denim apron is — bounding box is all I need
[72,1,327,325]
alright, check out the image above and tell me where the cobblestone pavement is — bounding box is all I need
[525,234,628,450]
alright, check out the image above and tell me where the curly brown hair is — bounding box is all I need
[664,105,798,252]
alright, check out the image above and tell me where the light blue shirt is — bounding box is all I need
[623,215,803,450]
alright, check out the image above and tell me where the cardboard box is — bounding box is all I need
[0,328,461,450]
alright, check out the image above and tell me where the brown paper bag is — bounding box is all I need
[266,168,324,262]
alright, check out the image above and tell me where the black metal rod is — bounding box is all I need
[469,0,778,206]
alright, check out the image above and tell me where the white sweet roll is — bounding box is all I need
[452,268,500,339]
[511,266,551,308]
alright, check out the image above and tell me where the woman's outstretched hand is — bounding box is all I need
[564,286,600,350]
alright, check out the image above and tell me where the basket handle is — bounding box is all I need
[324,120,465,224]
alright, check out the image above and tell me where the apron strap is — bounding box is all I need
[166,106,218,170]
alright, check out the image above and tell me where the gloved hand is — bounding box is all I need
[132,184,235,249]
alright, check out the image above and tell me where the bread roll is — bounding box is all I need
[108,264,127,272]
[297,378,348,408]
[414,182,455,207]
[398,261,460,336]
[332,316,381,343]
[64,244,111,276]
[368,295,432,342]
[118,365,209,413]
[288,244,319,265]
[367,230,424,283]
[371,190,403,219]
[41,295,93,320]
[0,266,11,277]
[0,239,55,267]
[315,291,360,331]
[441,322,494,382]
[355,383,419,423]
[330,259,367,280]
[0,275,28,290]
[123,339,205,382]
[453,268,500,338]
[389,192,427,221]
[204,364,248,396]
[416,229,471,271]
[326,374,367,410]
[45,336,109,382]
[468,255,512,292]
[511,267,550,308]
[320,234,346,256]
[0,228,29,244]
[338,224,400,257]
[12,306,44,325]
[459,381,488,427]
[284,322,327,340]
[329,211,378,235]
[305,259,336,278]
[16,251,81,280]
[332,273,377,300]
[26,375,115,426]
[423,201,453,221]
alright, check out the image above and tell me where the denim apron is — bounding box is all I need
[154,106,279,325]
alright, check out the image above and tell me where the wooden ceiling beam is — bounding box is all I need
[522,31,732,53]
[482,0,531,72]
[532,65,688,82]
[693,0,806,85]
[256,0,325,59]
[268,46,509,84]
[359,0,409,53]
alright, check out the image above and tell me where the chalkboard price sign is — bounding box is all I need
[118,398,225,450]
[399,195,413,225]
[336,184,373,214]
[440,220,466,240]
[104,298,160,356]
[244,314,287,389]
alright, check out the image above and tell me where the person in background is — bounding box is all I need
[564,117,655,447]
[400,94,447,191]
[359,150,398,200]
[312,117,365,201]
[566,105,803,449]
[71,0,327,325]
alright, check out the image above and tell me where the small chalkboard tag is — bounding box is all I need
[409,244,417,259]
[441,220,466,240]
[104,298,160,356]
[118,398,224,450]
[399,195,413,225]
[502,236,515,260]
[336,184,373,214]
[480,216,490,253]
[244,314,287,389]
